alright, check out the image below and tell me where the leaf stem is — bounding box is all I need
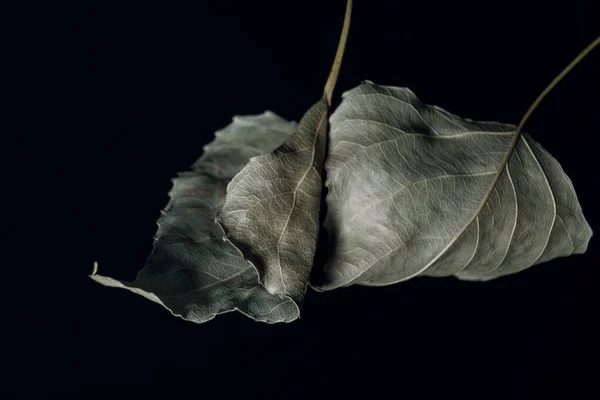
[324,0,353,106]
[516,36,600,134]
[485,36,600,210]
[444,36,600,270]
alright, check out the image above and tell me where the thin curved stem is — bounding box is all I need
[484,36,600,213]
[516,36,600,133]
[324,0,353,106]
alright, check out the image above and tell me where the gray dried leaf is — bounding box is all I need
[217,97,329,307]
[215,0,351,309]
[91,111,301,323]
[313,81,592,290]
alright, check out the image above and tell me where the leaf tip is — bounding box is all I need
[214,214,230,243]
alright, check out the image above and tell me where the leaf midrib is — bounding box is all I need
[275,106,328,295]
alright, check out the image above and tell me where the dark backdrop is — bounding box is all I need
[4,0,599,398]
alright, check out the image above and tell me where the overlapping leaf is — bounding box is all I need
[91,0,595,324]
[215,0,351,309]
[91,111,302,323]
[217,97,329,307]
[312,81,592,290]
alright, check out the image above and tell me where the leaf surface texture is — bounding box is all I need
[314,81,592,290]
[91,112,301,323]
[218,98,329,306]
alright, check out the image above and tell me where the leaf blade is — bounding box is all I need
[91,111,301,323]
[217,98,329,304]
[314,82,592,290]
[216,0,353,306]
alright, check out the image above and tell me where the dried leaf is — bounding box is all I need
[217,98,328,305]
[216,0,352,307]
[91,112,301,323]
[313,82,592,290]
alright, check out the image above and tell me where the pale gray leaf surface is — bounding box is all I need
[217,97,329,306]
[314,81,591,290]
[91,111,301,323]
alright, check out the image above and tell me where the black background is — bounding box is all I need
[4,0,600,398]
